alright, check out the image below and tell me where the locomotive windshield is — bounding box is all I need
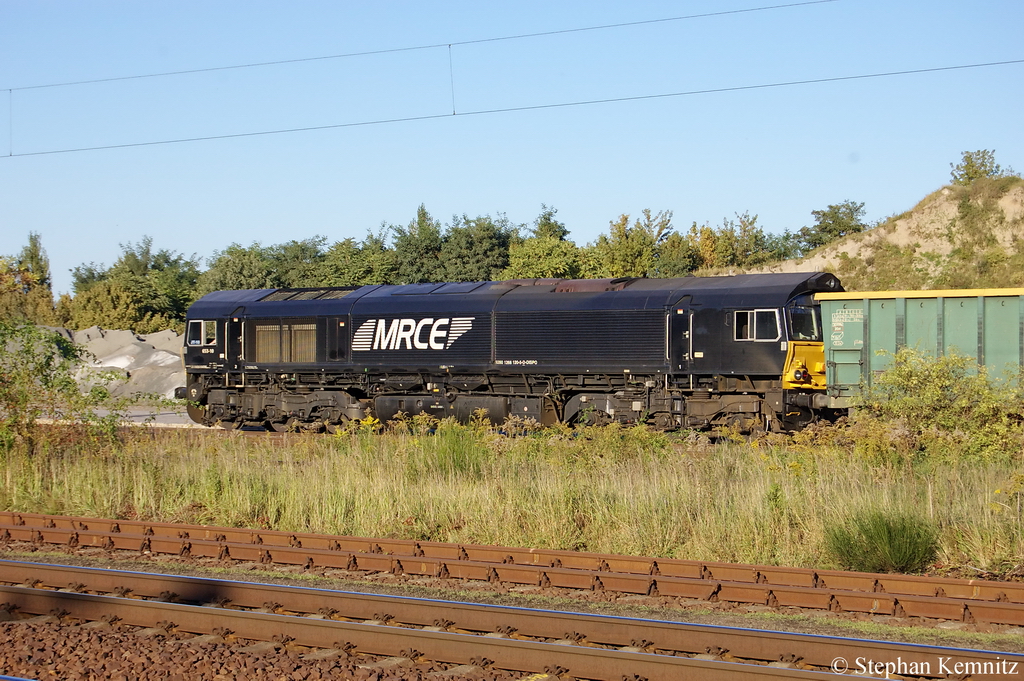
[787,305,821,341]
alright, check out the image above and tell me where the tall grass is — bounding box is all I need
[825,510,938,573]
[1,422,1022,575]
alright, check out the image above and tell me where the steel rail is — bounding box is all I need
[3,561,1022,680]
[0,584,839,681]
[3,511,1023,625]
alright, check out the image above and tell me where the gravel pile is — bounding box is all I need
[45,326,186,400]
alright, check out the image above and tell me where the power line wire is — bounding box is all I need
[6,1,836,91]
[466,59,1024,115]
[5,58,1021,159]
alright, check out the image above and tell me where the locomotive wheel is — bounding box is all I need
[652,412,675,431]
[325,418,349,434]
[267,418,300,433]
[186,403,207,425]
[578,409,613,427]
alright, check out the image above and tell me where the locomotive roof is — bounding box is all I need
[185,272,841,318]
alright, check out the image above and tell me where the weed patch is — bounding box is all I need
[855,348,1024,462]
[824,509,938,573]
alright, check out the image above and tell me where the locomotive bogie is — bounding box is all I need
[185,384,370,429]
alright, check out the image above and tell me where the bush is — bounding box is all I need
[854,348,1024,461]
[0,320,127,450]
[824,509,938,573]
[0,322,83,440]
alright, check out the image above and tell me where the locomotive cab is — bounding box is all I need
[185,319,222,364]
[782,297,827,393]
[780,295,832,429]
[181,318,227,422]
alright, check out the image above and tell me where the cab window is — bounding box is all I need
[788,306,822,341]
[187,320,217,346]
[734,309,781,342]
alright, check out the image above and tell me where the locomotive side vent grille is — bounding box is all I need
[252,319,317,363]
[495,310,664,363]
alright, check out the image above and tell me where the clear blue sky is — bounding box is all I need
[1,0,1021,295]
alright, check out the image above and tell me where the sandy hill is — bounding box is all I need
[757,176,1024,291]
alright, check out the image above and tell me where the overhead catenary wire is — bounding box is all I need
[3,1,837,92]
[4,58,1022,158]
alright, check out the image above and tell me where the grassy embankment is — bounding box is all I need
[0,411,1021,577]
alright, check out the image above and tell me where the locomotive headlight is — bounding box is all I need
[793,369,806,381]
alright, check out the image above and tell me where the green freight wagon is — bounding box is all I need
[815,288,1024,408]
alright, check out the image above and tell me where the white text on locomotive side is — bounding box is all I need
[352,317,474,351]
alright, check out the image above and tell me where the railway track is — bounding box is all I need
[2,559,1022,680]
[3,512,1024,629]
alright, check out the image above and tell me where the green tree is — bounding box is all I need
[716,212,797,268]
[502,236,583,279]
[66,280,176,334]
[71,262,107,294]
[439,214,518,282]
[763,229,801,263]
[733,212,766,266]
[532,204,569,240]
[590,209,673,278]
[651,215,798,275]
[0,321,81,446]
[688,222,719,270]
[391,205,445,283]
[654,231,700,277]
[17,232,51,290]
[0,320,129,450]
[321,230,397,286]
[321,238,366,286]
[198,243,276,294]
[265,237,328,288]
[797,200,867,254]
[68,237,199,332]
[0,233,57,324]
[950,149,1014,186]
[355,230,398,284]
